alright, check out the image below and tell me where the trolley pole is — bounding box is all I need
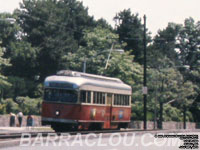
[143,15,147,130]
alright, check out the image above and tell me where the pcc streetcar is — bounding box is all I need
[41,70,132,132]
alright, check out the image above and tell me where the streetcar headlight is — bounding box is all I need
[55,110,60,116]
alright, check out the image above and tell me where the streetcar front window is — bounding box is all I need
[44,89,77,103]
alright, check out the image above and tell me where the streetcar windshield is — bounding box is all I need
[44,89,77,103]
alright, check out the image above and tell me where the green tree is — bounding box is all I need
[0,43,11,99]
[16,0,95,79]
[176,18,200,69]
[131,101,143,120]
[147,57,197,122]
[5,41,39,79]
[61,26,120,74]
[114,9,150,63]
[163,105,182,121]
[149,23,181,65]
[3,76,42,100]
[146,20,200,122]
[3,76,27,100]
[0,13,19,49]
[62,26,143,84]
[95,18,113,30]
[175,18,200,122]
[2,98,19,114]
[16,96,42,115]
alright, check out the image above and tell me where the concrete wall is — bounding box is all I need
[0,115,41,127]
[129,121,197,129]
[0,115,198,129]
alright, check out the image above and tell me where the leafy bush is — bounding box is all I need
[131,101,143,121]
[163,104,193,122]
[2,98,20,114]
[3,76,43,100]
[0,97,42,115]
[16,96,42,115]
[0,103,6,114]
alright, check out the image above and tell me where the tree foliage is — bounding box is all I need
[0,44,11,89]
[15,0,95,79]
[176,18,200,69]
[6,41,39,79]
[114,9,151,63]
[149,23,181,65]
[147,18,200,122]
[63,26,143,84]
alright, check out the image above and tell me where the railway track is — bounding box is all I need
[1,128,200,149]
[0,129,148,140]
[1,128,200,140]
[0,131,54,140]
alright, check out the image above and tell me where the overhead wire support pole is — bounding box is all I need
[83,57,86,73]
[143,15,147,130]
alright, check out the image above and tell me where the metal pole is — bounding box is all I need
[143,15,147,130]
[159,102,163,129]
[183,105,186,129]
[83,57,86,73]
[154,80,158,129]
[159,77,165,129]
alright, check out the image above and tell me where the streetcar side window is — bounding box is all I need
[80,91,86,103]
[102,93,106,104]
[127,96,130,105]
[93,92,97,104]
[114,94,130,106]
[120,95,123,105]
[122,95,124,105]
[97,92,100,104]
[87,91,91,103]
[93,91,106,104]
[80,90,91,103]
[125,96,128,105]
[117,95,120,105]
[99,93,102,104]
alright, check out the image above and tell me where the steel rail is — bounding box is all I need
[1,129,200,140]
[0,129,148,140]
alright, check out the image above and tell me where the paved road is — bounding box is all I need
[1,131,200,150]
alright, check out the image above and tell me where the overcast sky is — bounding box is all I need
[0,0,200,36]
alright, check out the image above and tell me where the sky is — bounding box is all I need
[0,0,200,36]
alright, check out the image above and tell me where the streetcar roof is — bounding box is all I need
[44,70,132,94]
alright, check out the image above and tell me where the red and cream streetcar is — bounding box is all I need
[41,70,132,131]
